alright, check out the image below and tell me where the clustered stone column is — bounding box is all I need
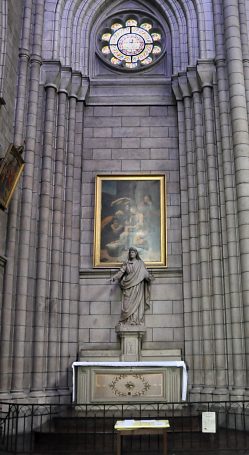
[173,61,231,401]
[30,66,89,398]
[173,0,249,395]
[0,0,43,398]
[0,39,89,399]
[222,0,249,395]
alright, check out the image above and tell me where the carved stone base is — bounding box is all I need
[115,324,146,361]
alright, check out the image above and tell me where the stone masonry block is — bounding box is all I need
[90,329,111,343]
[122,138,141,148]
[93,128,112,138]
[146,314,183,328]
[141,117,169,127]
[122,160,141,170]
[150,106,169,116]
[151,283,182,300]
[122,117,141,127]
[173,328,184,341]
[150,127,169,137]
[94,107,113,116]
[112,149,150,159]
[78,329,90,342]
[83,160,121,171]
[84,117,122,127]
[93,149,112,160]
[153,301,173,314]
[90,302,111,315]
[141,137,178,148]
[113,106,150,116]
[84,138,122,149]
[113,127,150,138]
[142,160,178,171]
[153,328,174,341]
[150,149,170,159]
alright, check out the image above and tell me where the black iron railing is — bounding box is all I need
[1,400,249,454]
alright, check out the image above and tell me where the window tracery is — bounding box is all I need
[97,14,165,71]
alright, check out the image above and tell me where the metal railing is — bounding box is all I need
[1,400,249,454]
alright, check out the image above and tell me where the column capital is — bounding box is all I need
[178,72,192,99]
[69,73,89,101]
[30,54,43,65]
[19,48,30,61]
[78,76,90,102]
[59,67,72,95]
[171,75,183,101]
[197,59,215,88]
[41,61,61,89]
[187,67,201,94]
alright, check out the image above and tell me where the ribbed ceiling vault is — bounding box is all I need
[43,0,215,74]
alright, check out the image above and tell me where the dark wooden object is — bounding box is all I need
[116,426,169,455]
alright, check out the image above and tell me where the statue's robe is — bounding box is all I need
[114,259,151,325]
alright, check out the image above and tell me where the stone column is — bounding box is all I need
[187,67,215,396]
[212,0,243,394]
[172,76,193,387]
[197,60,229,398]
[58,73,81,391]
[223,0,249,395]
[59,77,89,394]
[238,0,249,116]
[46,69,70,392]
[178,73,203,397]
[0,0,33,396]
[9,0,45,396]
[31,71,59,394]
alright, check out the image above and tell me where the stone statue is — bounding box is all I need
[111,247,154,326]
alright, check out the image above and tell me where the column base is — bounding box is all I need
[189,386,202,402]
[0,392,13,401]
[230,388,246,400]
[199,387,215,401]
[29,390,60,403]
[212,387,230,401]
[10,390,28,400]
[57,388,72,404]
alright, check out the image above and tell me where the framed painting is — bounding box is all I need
[94,174,167,268]
[0,144,24,209]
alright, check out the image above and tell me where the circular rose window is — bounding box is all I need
[118,33,145,55]
[98,15,165,70]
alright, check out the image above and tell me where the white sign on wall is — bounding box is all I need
[202,412,216,433]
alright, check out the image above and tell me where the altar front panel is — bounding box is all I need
[76,366,182,403]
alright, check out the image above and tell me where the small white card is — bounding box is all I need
[202,412,216,433]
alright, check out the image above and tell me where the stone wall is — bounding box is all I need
[0,0,23,154]
[80,103,184,352]
[0,0,23,334]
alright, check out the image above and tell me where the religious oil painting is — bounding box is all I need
[94,174,167,267]
[0,144,24,209]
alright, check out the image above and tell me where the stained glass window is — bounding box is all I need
[99,16,164,70]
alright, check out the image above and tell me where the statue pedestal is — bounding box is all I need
[115,324,146,361]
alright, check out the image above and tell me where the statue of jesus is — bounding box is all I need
[111,247,154,325]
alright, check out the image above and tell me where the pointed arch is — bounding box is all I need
[43,0,215,74]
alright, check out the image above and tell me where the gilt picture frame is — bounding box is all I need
[94,174,167,268]
[0,144,24,209]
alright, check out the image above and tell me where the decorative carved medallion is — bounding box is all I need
[109,374,151,397]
